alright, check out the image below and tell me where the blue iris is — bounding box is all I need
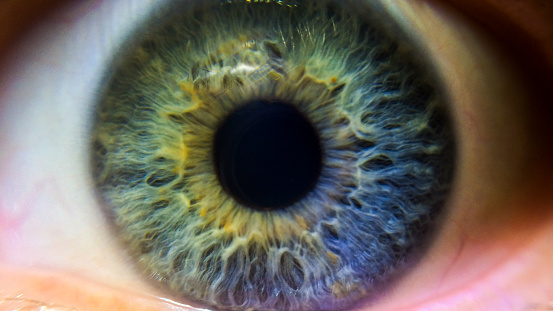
[91,1,455,310]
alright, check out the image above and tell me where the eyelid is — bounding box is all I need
[0,264,204,311]
[390,221,553,311]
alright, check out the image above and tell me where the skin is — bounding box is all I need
[0,0,552,310]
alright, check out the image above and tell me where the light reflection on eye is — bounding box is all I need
[0,0,552,310]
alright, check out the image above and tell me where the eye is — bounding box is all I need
[92,1,455,310]
[1,1,552,311]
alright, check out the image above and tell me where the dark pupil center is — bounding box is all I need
[214,100,323,210]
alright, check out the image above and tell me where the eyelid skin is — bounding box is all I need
[0,0,552,311]
[0,264,203,311]
[0,0,70,60]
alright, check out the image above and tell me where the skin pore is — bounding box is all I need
[0,0,552,310]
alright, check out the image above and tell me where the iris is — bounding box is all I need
[91,0,455,310]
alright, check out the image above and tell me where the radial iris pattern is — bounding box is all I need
[91,1,456,310]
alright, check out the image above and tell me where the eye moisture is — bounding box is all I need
[91,0,456,310]
[214,100,322,210]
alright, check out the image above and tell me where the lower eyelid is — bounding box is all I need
[370,214,553,311]
[0,264,199,311]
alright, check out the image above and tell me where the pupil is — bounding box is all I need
[214,100,323,210]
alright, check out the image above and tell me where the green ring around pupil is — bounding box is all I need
[214,100,323,210]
